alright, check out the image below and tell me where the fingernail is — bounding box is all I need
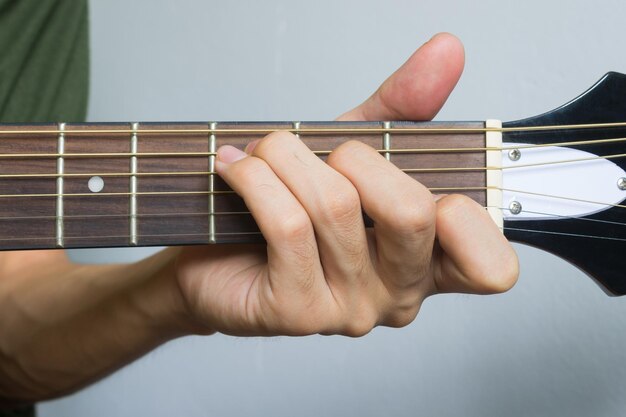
[244,139,261,154]
[216,145,247,164]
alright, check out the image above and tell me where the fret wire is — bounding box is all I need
[4,120,626,135]
[56,123,65,248]
[208,122,217,244]
[383,121,391,161]
[129,123,139,246]
[3,135,626,159]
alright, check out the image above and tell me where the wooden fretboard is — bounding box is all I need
[0,121,487,250]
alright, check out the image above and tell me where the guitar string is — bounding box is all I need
[2,122,626,243]
[502,208,626,226]
[1,227,624,243]
[501,227,626,242]
[0,150,625,180]
[2,206,626,229]
[0,187,487,199]
[0,200,624,242]
[2,135,626,159]
[0,186,624,212]
[3,120,626,135]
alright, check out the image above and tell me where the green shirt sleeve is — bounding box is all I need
[0,0,89,123]
[0,1,88,415]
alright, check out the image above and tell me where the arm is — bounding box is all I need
[0,33,518,404]
[0,248,202,405]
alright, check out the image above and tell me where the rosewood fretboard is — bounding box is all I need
[0,121,487,250]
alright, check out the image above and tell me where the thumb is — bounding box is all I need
[338,32,465,122]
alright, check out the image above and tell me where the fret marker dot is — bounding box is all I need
[88,176,104,193]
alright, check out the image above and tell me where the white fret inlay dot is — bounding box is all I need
[88,176,105,193]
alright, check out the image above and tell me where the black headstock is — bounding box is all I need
[503,72,626,295]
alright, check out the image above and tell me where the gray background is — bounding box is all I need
[39,0,626,416]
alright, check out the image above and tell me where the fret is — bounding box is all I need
[56,123,65,248]
[208,122,217,244]
[136,123,210,246]
[383,121,391,161]
[63,123,131,248]
[130,123,139,245]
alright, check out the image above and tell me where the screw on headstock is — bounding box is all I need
[618,177,626,190]
[509,201,522,215]
[508,149,521,161]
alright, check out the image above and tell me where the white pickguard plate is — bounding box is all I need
[501,142,626,220]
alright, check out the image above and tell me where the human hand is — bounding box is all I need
[174,33,518,337]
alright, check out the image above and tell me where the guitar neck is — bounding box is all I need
[0,121,491,250]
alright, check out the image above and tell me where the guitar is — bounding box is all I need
[1,73,625,295]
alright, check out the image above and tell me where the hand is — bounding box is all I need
[174,33,519,337]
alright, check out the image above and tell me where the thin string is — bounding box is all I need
[3,120,626,135]
[2,135,626,159]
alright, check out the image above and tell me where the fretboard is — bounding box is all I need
[0,121,488,250]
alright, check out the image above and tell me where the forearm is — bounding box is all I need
[0,248,205,404]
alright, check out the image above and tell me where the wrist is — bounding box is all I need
[128,248,214,339]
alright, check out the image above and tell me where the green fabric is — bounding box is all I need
[0,404,35,417]
[0,1,89,416]
[0,0,89,123]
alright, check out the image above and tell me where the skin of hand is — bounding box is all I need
[0,33,518,404]
[174,33,519,337]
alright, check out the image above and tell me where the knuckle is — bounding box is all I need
[341,307,378,338]
[327,140,375,167]
[437,193,477,221]
[254,130,297,156]
[229,156,268,186]
[275,210,313,243]
[383,307,420,329]
[320,184,361,225]
[389,191,436,235]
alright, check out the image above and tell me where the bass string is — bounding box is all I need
[0,187,488,199]
[2,206,626,227]
[1,227,624,244]
[0,204,624,242]
[0,186,624,213]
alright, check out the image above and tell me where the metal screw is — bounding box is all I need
[618,177,626,190]
[508,149,521,161]
[509,201,522,215]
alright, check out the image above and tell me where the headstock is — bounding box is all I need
[503,72,626,295]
